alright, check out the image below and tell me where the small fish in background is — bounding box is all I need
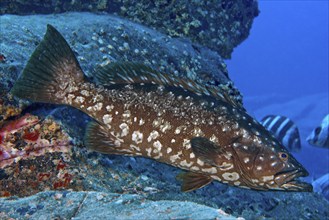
[11,24,313,192]
[312,173,329,201]
[260,115,301,152]
[307,114,329,148]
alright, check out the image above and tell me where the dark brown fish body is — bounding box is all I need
[12,25,312,192]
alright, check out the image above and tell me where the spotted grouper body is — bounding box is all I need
[68,82,265,186]
[12,25,312,192]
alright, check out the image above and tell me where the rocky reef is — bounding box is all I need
[0,0,259,59]
[0,191,242,219]
[0,6,329,220]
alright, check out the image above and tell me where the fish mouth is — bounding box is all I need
[274,169,313,192]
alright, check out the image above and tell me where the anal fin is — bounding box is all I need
[177,172,212,192]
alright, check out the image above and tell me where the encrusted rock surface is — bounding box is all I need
[0,191,241,220]
[0,12,240,99]
[0,0,259,58]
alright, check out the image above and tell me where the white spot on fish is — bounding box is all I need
[222,125,230,132]
[139,118,145,126]
[175,127,181,134]
[160,121,172,133]
[147,130,159,142]
[256,166,262,170]
[224,152,232,160]
[114,139,122,147]
[130,144,141,152]
[103,114,113,124]
[209,134,218,143]
[197,158,204,166]
[93,103,103,111]
[146,148,152,157]
[152,118,163,127]
[122,110,131,118]
[193,127,204,136]
[119,123,129,137]
[183,139,191,150]
[169,151,182,162]
[92,94,104,103]
[202,167,217,174]
[222,172,240,181]
[153,152,163,159]
[106,105,114,112]
[191,166,200,171]
[153,140,162,152]
[211,176,221,181]
[218,162,234,171]
[132,131,143,144]
[243,157,250,163]
[167,147,172,154]
[190,152,195,158]
[180,160,193,167]
[81,90,90,96]
[74,96,85,104]
[271,161,278,167]
[233,181,241,186]
[262,175,274,182]
[67,94,75,105]
[171,139,176,143]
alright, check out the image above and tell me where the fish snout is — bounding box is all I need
[274,168,312,192]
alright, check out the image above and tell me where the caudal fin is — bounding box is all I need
[11,24,85,104]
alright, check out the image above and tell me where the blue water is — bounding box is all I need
[227,0,329,98]
[227,1,329,181]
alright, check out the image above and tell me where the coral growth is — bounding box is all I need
[0,101,79,197]
[0,114,71,169]
[0,97,22,123]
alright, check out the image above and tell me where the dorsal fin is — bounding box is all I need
[93,62,244,109]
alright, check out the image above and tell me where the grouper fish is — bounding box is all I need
[11,25,313,192]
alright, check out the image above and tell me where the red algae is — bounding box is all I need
[0,100,83,197]
[22,130,40,142]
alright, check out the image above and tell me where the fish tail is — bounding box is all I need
[11,24,84,105]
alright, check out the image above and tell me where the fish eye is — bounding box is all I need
[278,152,288,161]
[315,127,321,135]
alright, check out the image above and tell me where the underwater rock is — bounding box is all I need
[0,12,238,94]
[0,12,242,139]
[0,191,242,219]
[0,0,259,59]
[0,101,84,197]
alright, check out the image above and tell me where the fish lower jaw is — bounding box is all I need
[273,169,312,191]
[280,180,313,192]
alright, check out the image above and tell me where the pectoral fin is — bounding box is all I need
[84,121,124,155]
[191,137,226,166]
[177,172,212,192]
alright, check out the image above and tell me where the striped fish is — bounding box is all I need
[260,115,301,152]
[307,114,329,148]
[312,173,329,201]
